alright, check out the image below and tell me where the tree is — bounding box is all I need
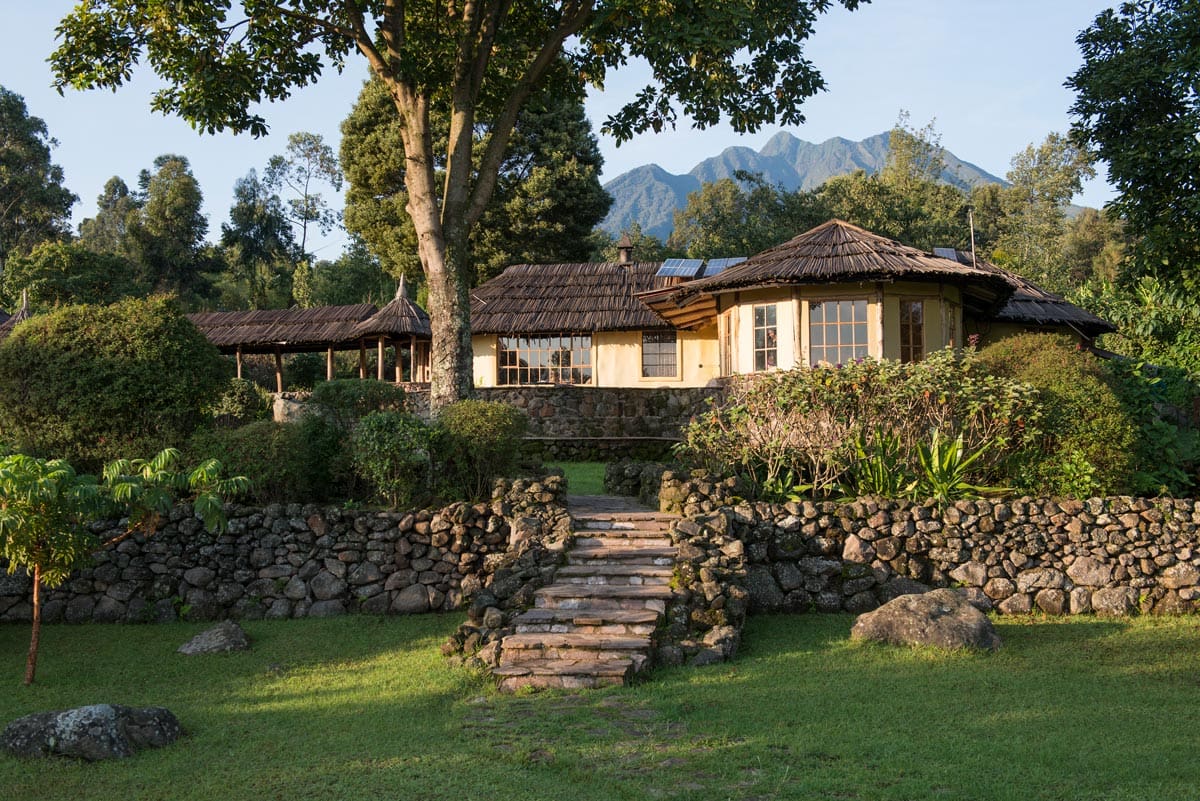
[0,87,77,272]
[51,0,864,409]
[311,238,395,307]
[1067,0,1200,288]
[668,172,827,257]
[126,155,212,299]
[993,132,1094,291]
[590,222,676,263]
[218,169,298,308]
[1060,207,1126,287]
[0,449,248,684]
[263,132,342,306]
[77,176,141,257]
[341,73,611,286]
[0,241,146,309]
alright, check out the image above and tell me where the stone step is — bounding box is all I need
[568,542,676,566]
[556,564,674,586]
[574,521,673,538]
[512,606,661,636]
[534,583,673,612]
[500,633,651,668]
[493,657,635,692]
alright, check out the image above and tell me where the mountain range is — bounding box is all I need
[599,131,1006,240]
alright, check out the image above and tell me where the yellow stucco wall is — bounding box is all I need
[471,328,719,388]
[717,282,964,374]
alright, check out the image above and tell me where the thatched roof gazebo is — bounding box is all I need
[187,281,432,391]
[351,276,433,383]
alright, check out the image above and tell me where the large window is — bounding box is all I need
[498,334,592,385]
[809,299,868,366]
[641,330,678,378]
[753,304,778,371]
[899,300,925,363]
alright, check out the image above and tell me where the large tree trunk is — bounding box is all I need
[423,231,475,409]
[24,563,41,685]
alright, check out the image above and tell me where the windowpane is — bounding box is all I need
[497,334,593,385]
[642,330,678,378]
[899,300,924,363]
[810,298,870,366]
[752,303,778,373]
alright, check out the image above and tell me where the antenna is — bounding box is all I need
[968,206,978,268]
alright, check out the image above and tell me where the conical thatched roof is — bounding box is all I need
[0,295,30,339]
[470,262,672,334]
[352,277,432,339]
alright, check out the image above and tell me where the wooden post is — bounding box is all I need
[410,335,416,383]
[394,338,402,384]
[274,348,283,394]
[377,337,385,381]
[358,342,366,379]
[236,345,243,379]
[326,346,334,381]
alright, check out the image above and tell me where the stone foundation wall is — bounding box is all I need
[0,478,569,625]
[656,469,1200,617]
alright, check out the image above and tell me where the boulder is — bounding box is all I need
[850,588,1001,651]
[2,704,181,760]
[177,620,251,655]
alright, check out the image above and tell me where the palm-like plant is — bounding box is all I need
[908,429,1007,506]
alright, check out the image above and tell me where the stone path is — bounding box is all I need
[492,495,678,692]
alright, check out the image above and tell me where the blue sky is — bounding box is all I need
[2,1,1116,258]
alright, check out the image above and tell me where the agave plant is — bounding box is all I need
[908,429,1008,506]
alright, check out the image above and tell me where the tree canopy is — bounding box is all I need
[50,0,865,408]
[0,87,76,272]
[1067,0,1200,289]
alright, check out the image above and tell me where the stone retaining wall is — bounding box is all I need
[0,478,569,625]
[654,468,1200,617]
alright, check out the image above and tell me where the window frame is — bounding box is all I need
[807,297,870,367]
[752,303,778,372]
[899,299,926,363]
[640,329,679,379]
[497,333,593,386]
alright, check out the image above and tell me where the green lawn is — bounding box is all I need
[546,461,607,495]
[2,614,1199,800]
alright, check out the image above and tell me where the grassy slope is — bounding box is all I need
[2,614,1198,801]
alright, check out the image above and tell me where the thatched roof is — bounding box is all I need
[470,262,673,334]
[187,303,378,354]
[936,249,1115,336]
[0,298,29,339]
[352,277,432,339]
[658,219,1012,310]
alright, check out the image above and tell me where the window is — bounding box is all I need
[753,304,778,371]
[945,301,960,349]
[720,308,734,375]
[809,299,868,366]
[641,330,677,378]
[899,300,924,363]
[498,334,592,385]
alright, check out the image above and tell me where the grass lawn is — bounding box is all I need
[546,461,607,495]
[2,614,1199,800]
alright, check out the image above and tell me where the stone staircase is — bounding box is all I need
[492,496,677,692]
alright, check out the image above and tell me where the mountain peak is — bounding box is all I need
[600,131,1004,239]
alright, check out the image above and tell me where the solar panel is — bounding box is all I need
[655,258,705,278]
[933,247,960,261]
[702,257,746,276]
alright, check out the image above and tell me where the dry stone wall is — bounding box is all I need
[653,469,1200,617]
[0,478,569,625]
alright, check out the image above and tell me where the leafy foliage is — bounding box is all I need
[207,378,273,426]
[434,400,530,501]
[0,87,76,271]
[351,412,433,509]
[216,169,298,309]
[976,333,1140,496]
[309,379,407,433]
[677,350,1040,500]
[0,296,227,470]
[1067,0,1200,289]
[908,430,1004,506]
[0,241,145,309]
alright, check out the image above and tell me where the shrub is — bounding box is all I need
[677,349,1041,500]
[351,411,432,509]
[188,416,347,504]
[0,295,226,471]
[208,378,273,426]
[309,379,406,431]
[434,400,529,501]
[976,333,1138,496]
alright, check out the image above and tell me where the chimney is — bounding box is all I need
[616,233,634,264]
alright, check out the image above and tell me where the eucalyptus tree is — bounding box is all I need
[0,87,76,272]
[51,0,865,408]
